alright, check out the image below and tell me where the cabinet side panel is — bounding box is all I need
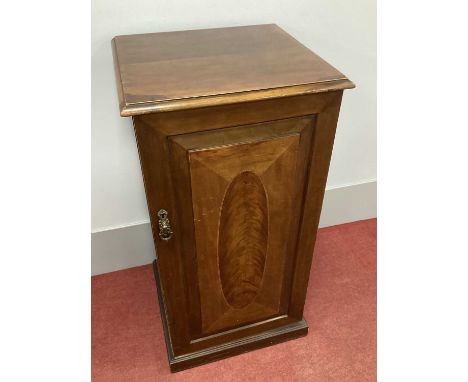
[288,91,344,318]
[132,117,191,353]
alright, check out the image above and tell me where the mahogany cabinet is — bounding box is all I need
[112,24,354,372]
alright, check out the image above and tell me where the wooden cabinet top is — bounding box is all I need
[112,24,354,116]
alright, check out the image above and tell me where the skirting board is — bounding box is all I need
[92,180,376,276]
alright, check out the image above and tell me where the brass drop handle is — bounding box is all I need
[157,209,173,241]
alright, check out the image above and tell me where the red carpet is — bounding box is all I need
[92,219,376,381]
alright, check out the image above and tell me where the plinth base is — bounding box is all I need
[152,260,309,372]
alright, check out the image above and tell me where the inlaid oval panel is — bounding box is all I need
[218,171,269,309]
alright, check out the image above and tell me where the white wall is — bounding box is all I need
[92,0,376,233]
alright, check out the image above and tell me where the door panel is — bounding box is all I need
[169,115,315,340]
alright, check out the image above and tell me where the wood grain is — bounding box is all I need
[112,24,354,115]
[169,117,312,341]
[218,171,268,309]
[133,95,343,370]
[288,93,344,320]
[132,118,191,352]
[118,24,353,372]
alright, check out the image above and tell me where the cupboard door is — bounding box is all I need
[169,115,316,342]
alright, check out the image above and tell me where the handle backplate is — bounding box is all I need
[157,209,173,241]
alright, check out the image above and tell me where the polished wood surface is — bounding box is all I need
[131,90,343,370]
[218,171,268,310]
[115,25,353,372]
[169,116,313,338]
[112,24,354,115]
